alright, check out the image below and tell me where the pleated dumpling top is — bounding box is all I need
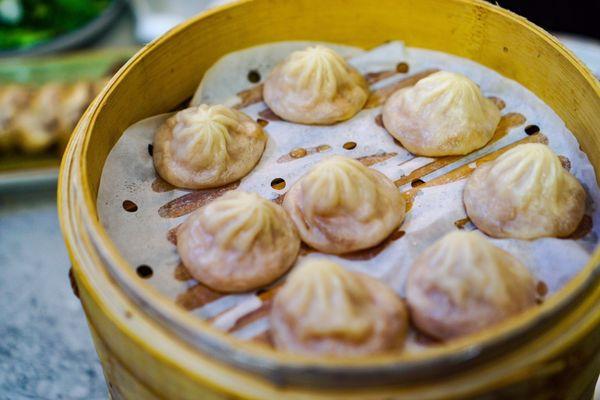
[283,156,405,254]
[383,70,501,156]
[264,46,368,125]
[271,259,408,356]
[407,231,537,340]
[464,143,586,239]
[153,104,266,189]
[177,191,300,292]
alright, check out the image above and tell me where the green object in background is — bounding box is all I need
[0,0,112,51]
[0,47,137,179]
[0,46,136,84]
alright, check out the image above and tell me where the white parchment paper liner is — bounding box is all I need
[97,41,600,343]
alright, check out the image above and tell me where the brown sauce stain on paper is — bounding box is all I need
[251,331,273,347]
[277,144,331,163]
[394,113,526,187]
[176,283,224,311]
[151,176,176,192]
[258,107,282,121]
[495,112,526,138]
[488,96,506,110]
[401,133,548,206]
[365,63,411,84]
[167,224,180,245]
[257,283,283,302]
[340,230,405,261]
[366,69,439,108]
[228,300,272,333]
[536,281,549,297]
[559,155,571,171]
[454,217,471,230]
[365,70,398,85]
[158,181,240,219]
[174,262,193,281]
[567,215,593,240]
[298,242,316,256]
[272,193,286,205]
[356,152,397,167]
[412,330,442,346]
[235,84,263,109]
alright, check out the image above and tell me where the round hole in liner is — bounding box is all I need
[396,62,409,73]
[136,265,153,279]
[525,125,540,135]
[411,179,425,188]
[503,46,509,53]
[271,178,286,190]
[343,141,357,150]
[122,200,138,212]
[290,147,307,159]
[147,144,154,156]
[247,70,261,83]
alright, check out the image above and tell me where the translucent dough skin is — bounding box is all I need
[263,46,369,125]
[271,259,408,356]
[382,71,501,156]
[464,143,586,239]
[177,191,300,292]
[153,105,267,190]
[406,231,537,340]
[282,156,406,254]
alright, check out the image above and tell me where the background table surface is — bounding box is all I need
[0,14,598,400]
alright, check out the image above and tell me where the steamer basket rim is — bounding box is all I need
[60,0,600,389]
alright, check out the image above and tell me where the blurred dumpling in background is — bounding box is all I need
[0,79,101,155]
[13,83,63,154]
[153,104,267,189]
[0,85,30,152]
[406,231,537,340]
[177,191,300,292]
[382,71,501,156]
[57,81,95,151]
[464,143,586,239]
[263,46,369,125]
[283,156,405,254]
[271,259,408,356]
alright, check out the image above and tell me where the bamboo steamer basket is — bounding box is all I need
[58,0,600,398]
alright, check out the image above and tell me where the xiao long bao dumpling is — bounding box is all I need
[263,46,369,125]
[283,156,405,254]
[177,191,300,292]
[271,259,408,356]
[464,143,586,239]
[153,104,267,189]
[406,231,537,340]
[382,71,501,156]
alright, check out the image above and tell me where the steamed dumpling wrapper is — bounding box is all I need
[382,70,501,156]
[153,104,267,189]
[283,156,405,254]
[271,259,408,356]
[406,231,537,340]
[263,46,369,125]
[177,191,300,292]
[464,143,586,239]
